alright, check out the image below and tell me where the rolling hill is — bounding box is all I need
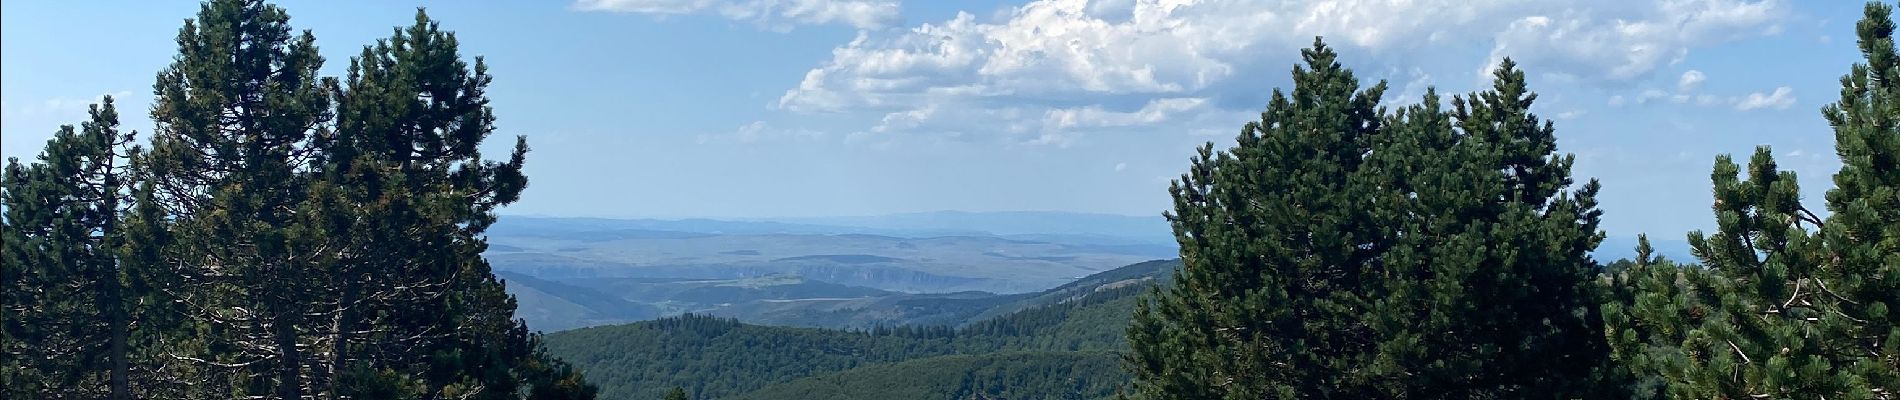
[497,271,661,332]
[540,259,1179,400]
[727,351,1125,400]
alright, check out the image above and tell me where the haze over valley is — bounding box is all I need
[486,211,1179,331]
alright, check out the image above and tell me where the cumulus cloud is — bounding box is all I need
[1678,70,1706,92]
[768,0,1786,145]
[574,0,901,30]
[1734,86,1794,110]
[1483,1,1782,83]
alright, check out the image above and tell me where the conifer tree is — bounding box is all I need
[316,9,589,398]
[1126,41,1613,399]
[1817,2,1900,392]
[126,1,597,398]
[1604,3,1897,398]
[1363,60,1617,398]
[664,386,690,400]
[0,98,166,399]
[1125,39,1391,399]
[143,0,333,397]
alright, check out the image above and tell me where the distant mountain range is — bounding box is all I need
[497,211,1175,244]
[484,213,1175,295]
[748,211,1174,244]
[490,211,1686,333]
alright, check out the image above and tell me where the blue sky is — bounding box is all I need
[0,0,1871,239]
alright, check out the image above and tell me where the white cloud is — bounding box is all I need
[1636,89,1669,104]
[1043,98,1208,130]
[1483,0,1783,83]
[769,0,1786,145]
[1031,97,1222,146]
[1607,95,1626,107]
[1678,70,1706,92]
[1734,86,1794,110]
[698,120,827,144]
[573,0,901,30]
[1114,162,1128,172]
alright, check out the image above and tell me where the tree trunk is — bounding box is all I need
[326,278,357,399]
[273,299,305,400]
[107,283,129,400]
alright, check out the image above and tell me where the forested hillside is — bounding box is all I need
[543,259,1175,400]
[728,351,1124,400]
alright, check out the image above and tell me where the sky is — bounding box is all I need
[0,0,1872,239]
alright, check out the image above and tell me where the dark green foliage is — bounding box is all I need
[961,284,1149,350]
[546,314,961,400]
[1126,39,1612,399]
[1601,237,1721,398]
[1,98,166,399]
[1819,2,1900,392]
[729,352,1125,400]
[1603,3,1899,398]
[1363,61,1617,398]
[664,386,690,400]
[544,262,1168,400]
[2,1,592,398]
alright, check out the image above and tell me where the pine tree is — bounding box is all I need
[1601,236,1722,399]
[1125,41,1613,399]
[143,0,334,397]
[1817,2,1900,393]
[0,97,164,399]
[1125,39,1391,399]
[5,1,595,398]
[318,9,591,399]
[664,386,690,400]
[1604,3,1898,398]
[1363,60,1617,398]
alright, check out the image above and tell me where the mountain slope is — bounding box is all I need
[543,315,969,400]
[498,271,660,331]
[728,351,1125,400]
[542,259,1181,400]
[965,259,1177,324]
[504,273,905,331]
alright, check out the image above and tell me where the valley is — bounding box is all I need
[487,213,1179,332]
[540,258,1179,400]
[488,212,1689,400]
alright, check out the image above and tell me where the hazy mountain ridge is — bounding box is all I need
[484,215,1175,294]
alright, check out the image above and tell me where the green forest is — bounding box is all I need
[3,0,1896,399]
[542,259,1168,399]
